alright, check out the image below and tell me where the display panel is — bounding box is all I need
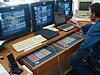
[58,0,72,16]
[31,2,53,31]
[54,10,66,26]
[0,4,31,41]
[34,4,52,25]
[1,9,26,35]
[79,2,91,11]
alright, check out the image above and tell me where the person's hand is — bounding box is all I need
[73,23,81,29]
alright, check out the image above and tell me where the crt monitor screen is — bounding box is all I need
[31,2,53,31]
[79,2,91,11]
[58,0,72,16]
[0,4,31,40]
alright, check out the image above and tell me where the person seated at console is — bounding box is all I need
[70,3,100,75]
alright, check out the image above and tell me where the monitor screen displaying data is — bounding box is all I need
[0,9,26,35]
[34,4,52,25]
[59,3,70,15]
[0,4,31,40]
[31,2,53,31]
[58,0,72,16]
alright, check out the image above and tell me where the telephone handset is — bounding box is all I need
[7,53,23,74]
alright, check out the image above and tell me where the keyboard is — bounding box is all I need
[73,13,91,21]
[63,25,75,31]
[12,35,47,52]
[58,24,75,31]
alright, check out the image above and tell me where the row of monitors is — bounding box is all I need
[0,1,72,41]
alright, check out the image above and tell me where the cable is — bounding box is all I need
[42,43,63,75]
[34,62,39,75]
[5,40,63,75]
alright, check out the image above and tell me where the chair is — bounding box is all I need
[82,50,100,75]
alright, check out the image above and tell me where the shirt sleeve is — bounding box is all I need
[80,24,100,49]
[75,24,100,59]
[81,24,92,35]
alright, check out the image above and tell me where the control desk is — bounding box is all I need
[0,21,92,75]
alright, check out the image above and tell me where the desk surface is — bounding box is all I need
[0,21,92,75]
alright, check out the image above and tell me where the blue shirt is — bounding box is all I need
[75,20,100,60]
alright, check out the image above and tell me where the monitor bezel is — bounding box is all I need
[79,2,92,11]
[31,1,54,32]
[0,4,31,41]
[78,0,93,12]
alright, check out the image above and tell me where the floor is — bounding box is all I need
[65,69,78,75]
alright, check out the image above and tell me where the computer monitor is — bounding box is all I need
[93,0,100,3]
[78,0,92,12]
[0,4,31,41]
[58,0,73,20]
[49,1,58,12]
[31,1,54,31]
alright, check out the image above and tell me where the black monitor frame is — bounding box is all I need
[31,1,54,32]
[49,1,58,12]
[0,4,31,41]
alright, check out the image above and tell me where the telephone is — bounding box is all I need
[7,53,23,74]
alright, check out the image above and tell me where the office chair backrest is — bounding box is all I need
[82,48,100,75]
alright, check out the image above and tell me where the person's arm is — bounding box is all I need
[73,23,81,29]
[81,24,92,35]
[80,24,100,49]
[73,24,92,35]
[75,24,100,59]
